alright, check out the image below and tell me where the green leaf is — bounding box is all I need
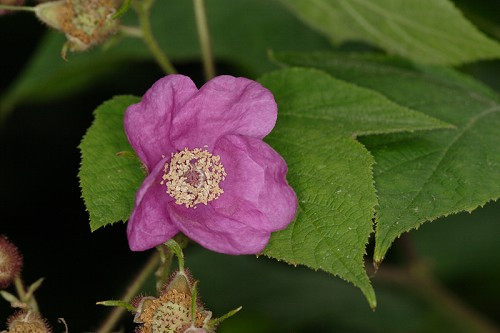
[79,95,144,231]
[259,68,450,308]
[25,277,44,300]
[96,300,136,312]
[278,0,500,65]
[208,306,243,329]
[272,51,500,264]
[1,0,331,116]
[453,0,500,42]
[0,290,21,306]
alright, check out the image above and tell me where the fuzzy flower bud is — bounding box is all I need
[133,270,213,333]
[4,311,52,333]
[0,235,22,289]
[34,0,119,57]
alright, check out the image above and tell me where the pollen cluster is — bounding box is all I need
[137,290,206,333]
[161,147,226,208]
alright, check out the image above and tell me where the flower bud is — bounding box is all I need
[5,311,52,333]
[34,0,119,57]
[134,270,213,333]
[0,235,22,289]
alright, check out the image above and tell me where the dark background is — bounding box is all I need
[1,1,499,332]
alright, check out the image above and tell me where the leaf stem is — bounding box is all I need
[133,1,177,74]
[95,251,160,333]
[0,5,35,12]
[193,0,215,80]
[165,239,185,272]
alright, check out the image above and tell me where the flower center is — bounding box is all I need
[161,147,226,208]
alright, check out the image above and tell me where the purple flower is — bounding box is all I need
[125,75,297,255]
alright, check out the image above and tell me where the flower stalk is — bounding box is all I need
[133,0,176,74]
[95,251,161,333]
[193,0,215,80]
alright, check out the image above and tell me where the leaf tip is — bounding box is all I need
[373,255,383,270]
[370,298,377,311]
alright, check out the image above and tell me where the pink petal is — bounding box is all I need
[168,203,271,255]
[124,75,198,170]
[127,157,179,251]
[212,135,298,232]
[171,76,277,150]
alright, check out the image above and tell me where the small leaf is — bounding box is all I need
[259,68,451,307]
[272,51,500,265]
[113,0,131,19]
[96,300,136,312]
[79,95,144,231]
[0,290,22,307]
[278,0,500,65]
[25,277,44,300]
[207,306,242,329]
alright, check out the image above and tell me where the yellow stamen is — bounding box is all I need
[161,147,226,208]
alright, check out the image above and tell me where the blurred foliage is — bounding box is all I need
[0,0,331,114]
[278,0,500,65]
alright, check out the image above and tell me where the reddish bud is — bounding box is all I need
[0,235,22,289]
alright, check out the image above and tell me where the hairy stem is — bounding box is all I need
[193,0,215,80]
[134,1,176,74]
[95,252,160,333]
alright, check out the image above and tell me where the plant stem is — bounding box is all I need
[193,0,215,80]
[0,5,35,12]
[155,245,174,291]
[374,265,499,333]
[134,1,176,75]
[95,252,161,333]
[373,235,499,333]
[119,25,143,38]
